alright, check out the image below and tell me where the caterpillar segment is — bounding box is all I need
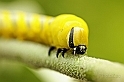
[0,10,88,58]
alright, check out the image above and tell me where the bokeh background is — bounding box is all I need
[0,0,124,63]
[0,0,124,82]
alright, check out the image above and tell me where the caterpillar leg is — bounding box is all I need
[48,46,56,56]
[56,48,68,58]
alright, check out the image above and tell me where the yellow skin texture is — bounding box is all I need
[50,14,88,49]
[0,11,88,50]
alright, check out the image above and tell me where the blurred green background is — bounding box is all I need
[0,0,124,64]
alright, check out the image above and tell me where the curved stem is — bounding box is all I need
[0,38,124,82]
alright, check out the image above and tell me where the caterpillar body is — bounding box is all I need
[0,10,88,57]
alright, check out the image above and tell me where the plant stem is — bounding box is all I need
[0,38,124,82]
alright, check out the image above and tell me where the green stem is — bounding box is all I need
[0,38,124,82]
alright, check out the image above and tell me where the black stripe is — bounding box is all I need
[69,27,75,48]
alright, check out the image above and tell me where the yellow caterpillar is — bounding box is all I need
[0,10,89,57]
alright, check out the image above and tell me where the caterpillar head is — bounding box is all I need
[52,14,88,55]
[67,27,88,55]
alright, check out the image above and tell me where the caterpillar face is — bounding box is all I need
[49,14,88,57]
[67,27,87,55]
